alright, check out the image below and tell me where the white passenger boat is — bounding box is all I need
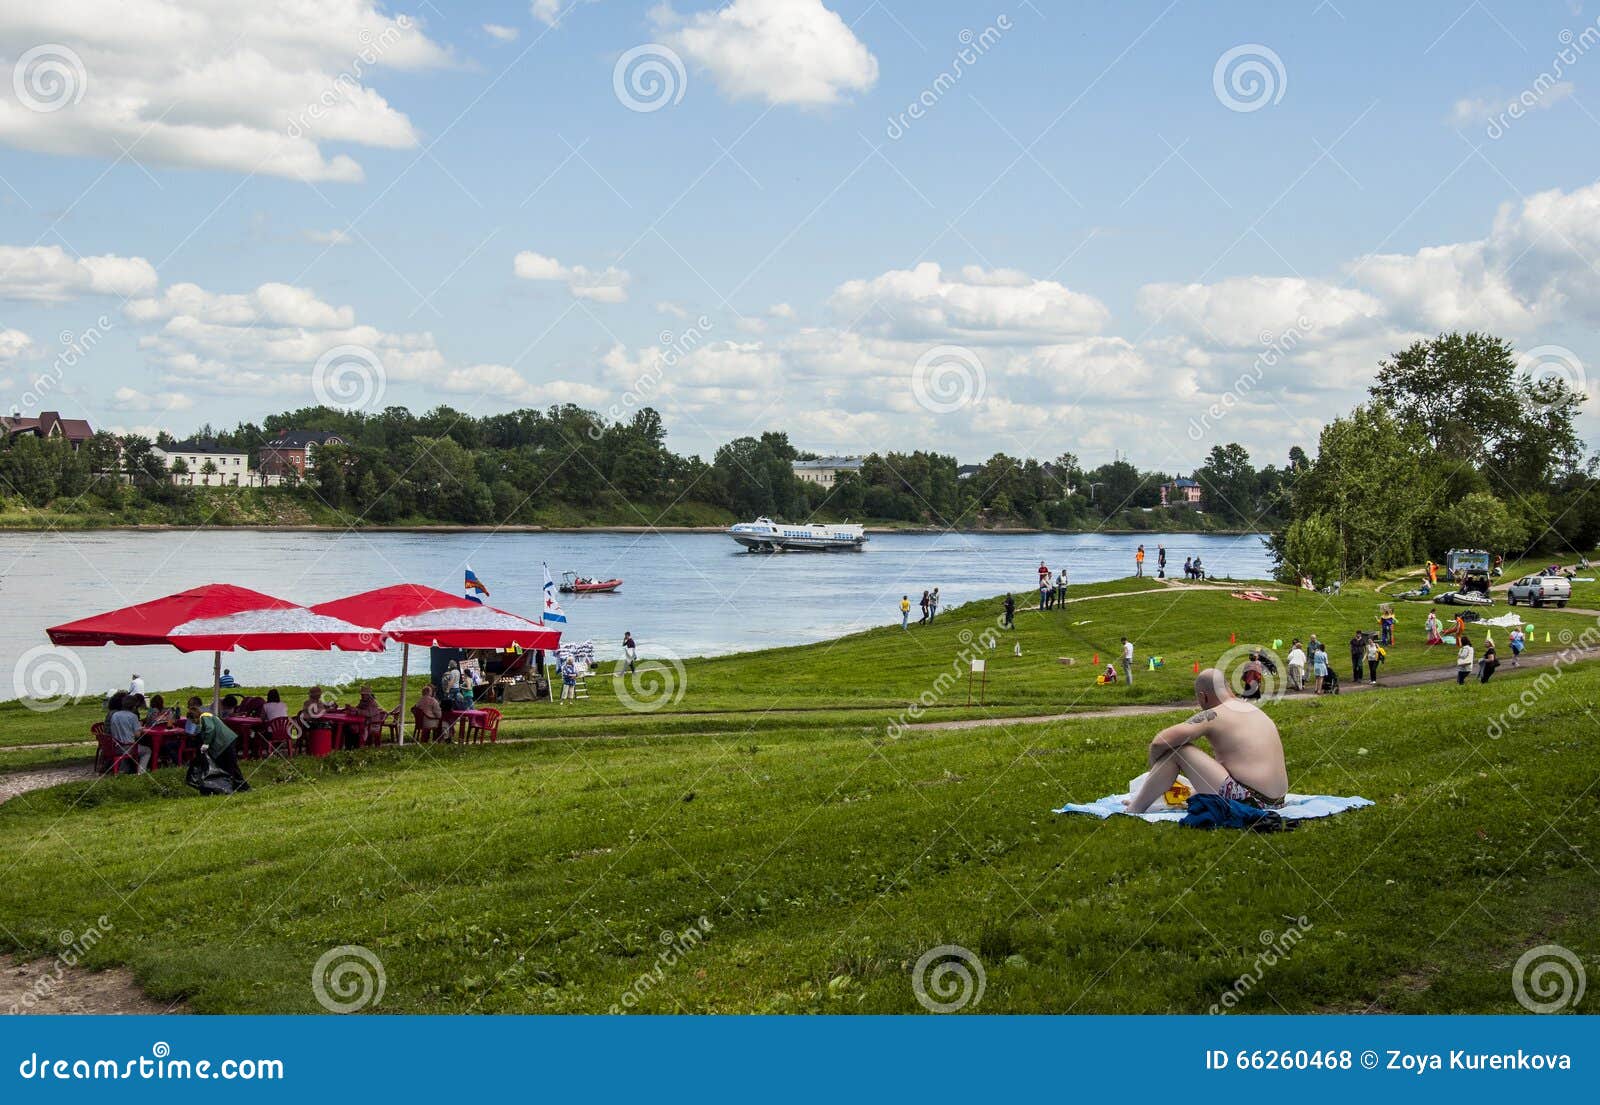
[727,517,867,552]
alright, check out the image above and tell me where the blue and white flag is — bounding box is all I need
[464,566,489,605]
[541,562,567,624]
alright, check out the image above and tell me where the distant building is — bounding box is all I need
[258,429,348,480]
[792,456,864,487]
[154,441,278,487]
[1,410,94,450]
[955,464,982,480]
[1161,478,1202,506]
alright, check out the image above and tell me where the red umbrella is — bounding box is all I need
[310,584,560,742]
[48,583,383,709]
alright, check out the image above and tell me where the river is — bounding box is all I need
[1,529,1271,699]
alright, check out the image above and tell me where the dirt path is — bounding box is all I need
[0,955,173,1014]
[0,764,94,804]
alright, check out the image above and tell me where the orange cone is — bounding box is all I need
[1093,653,1099,666]
[1193,660,1200,674]
[1229,632,1236,644]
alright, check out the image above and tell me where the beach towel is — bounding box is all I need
[1054,775,1372,823]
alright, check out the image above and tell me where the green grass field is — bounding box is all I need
[0,572,1596,1014]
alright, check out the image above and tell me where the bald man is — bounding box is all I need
[1124,667,1289,814]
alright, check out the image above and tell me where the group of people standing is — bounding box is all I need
[1036,562,1069,609]
[899,588,943,628]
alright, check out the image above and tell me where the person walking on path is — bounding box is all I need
[1365,635,1382,685]
[1135,545,1146,577]
[1121,636,1135,686]
[622,631,638,673]
[1311,644,1329,695]
[900,595,911,629]
[1286,639,1306,692]
[1509,626,1525,666]
[1479,642,1500,683]
[1377,605,1396,647]
[929,588,941,621]
[1002,594,1015,629]
[1456,635,1475,685]
[919,590,930,624]
[1349,631,1366,684]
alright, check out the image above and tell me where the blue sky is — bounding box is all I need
[2,0,1598,473]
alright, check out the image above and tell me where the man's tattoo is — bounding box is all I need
[1186,709,1217,725]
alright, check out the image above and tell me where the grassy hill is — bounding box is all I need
[1,574,1596,1013]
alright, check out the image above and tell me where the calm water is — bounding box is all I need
[1,529,1270,699]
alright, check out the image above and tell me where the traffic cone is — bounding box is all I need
[1229,632,1236,644]
[1193,660,1200,674]
[1093,653,1099,666]
[1546,631,1551,643]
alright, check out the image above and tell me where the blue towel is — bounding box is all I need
[1179,793,1285,830]
[1055,789,1372,823]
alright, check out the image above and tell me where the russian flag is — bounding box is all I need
[541,562,567,624]
[464,566,489,605]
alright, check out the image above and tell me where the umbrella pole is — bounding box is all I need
[397,643,410,746]
[211,651,221,714]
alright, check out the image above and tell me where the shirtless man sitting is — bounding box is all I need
[1123,667,1288,813]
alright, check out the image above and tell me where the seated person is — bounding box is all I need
[413,684,444,740]
[219,668,238,688]
[297,686,331,738]
[356,686,386,744]
[106,694,150,774]
[144,693,175,729]
[1124,668,1289,814]
[221,694,240,714]
[1101,662,1118,683]
[261,688,289,722]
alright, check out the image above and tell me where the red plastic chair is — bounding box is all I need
[380,708,400,745]
[410,704,440,743]
[467,708,502,744]
[261,716,297,758]
[92,723,140,775]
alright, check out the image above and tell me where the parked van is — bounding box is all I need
[1506,574,1571,607]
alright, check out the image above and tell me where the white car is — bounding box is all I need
[1506,574,1571,608]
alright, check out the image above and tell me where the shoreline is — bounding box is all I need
[0,522,1270,537]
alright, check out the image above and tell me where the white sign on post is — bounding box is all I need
[971,659,985,672]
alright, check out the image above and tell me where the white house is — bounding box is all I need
[154,441,280,487]
[792,456,864,486]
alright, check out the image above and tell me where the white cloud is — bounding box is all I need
[304,228,353,247]
[0,244,157,302]
[0,2,451,182]
[441,362,611,406]
[0,326,34,363]
[513,250,630,302]
[653,0,878,106]
[1136,276,1386,347]
[112,386,193,413]
[768,302,796,319]
[830,262,1109,342]
[483,23,520,42]
[531,0,598,26]
[127,283,357,329]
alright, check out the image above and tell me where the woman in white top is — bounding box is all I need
[261,687,290,722]
[1456,636,1475,685]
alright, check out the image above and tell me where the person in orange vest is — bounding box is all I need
[1135,545,1146,577]
[1426,559,1438,584]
